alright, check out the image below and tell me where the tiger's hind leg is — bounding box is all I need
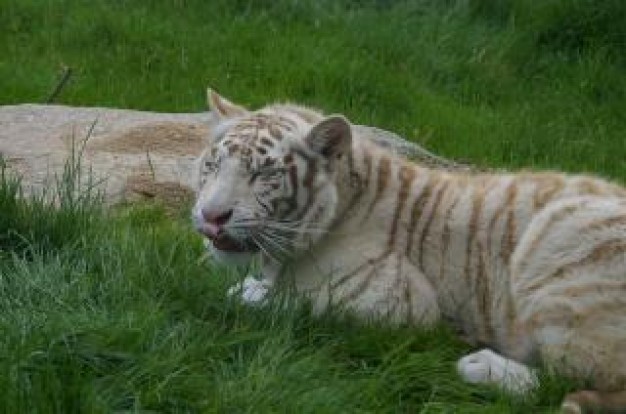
[457,348,538,393]
[510,196,626,413]
[561,390,626,414]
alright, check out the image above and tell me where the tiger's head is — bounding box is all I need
[192,90,353,265]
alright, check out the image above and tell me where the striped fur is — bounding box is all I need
[193,91,626,413]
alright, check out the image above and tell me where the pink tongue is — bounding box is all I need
[202,223,221,239]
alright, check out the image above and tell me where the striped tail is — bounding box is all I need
[561,390,626,414]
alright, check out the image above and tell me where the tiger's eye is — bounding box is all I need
[249,166,286,185]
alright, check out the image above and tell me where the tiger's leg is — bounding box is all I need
[514,295,626,414]
[227,275,273,304]
[457,348,538,393]
[227,254,280,305]
[318,252,441,326]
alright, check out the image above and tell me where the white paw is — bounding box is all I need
[457,349,538,394]
[227,276,271,305]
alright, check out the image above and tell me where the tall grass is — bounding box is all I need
[0,129,102,256]
[0,0,624,412]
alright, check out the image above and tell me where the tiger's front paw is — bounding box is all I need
[227,276,271,305]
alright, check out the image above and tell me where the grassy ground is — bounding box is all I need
[1,0,624,412]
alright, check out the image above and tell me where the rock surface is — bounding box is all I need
[0,104,467,209]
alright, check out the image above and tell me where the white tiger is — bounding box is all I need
[192,90,626,413]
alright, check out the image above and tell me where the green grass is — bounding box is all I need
[1,0,624,412]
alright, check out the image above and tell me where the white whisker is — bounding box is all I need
[257,231,291,257]
[250,233,280,264]
[232,218,328,235]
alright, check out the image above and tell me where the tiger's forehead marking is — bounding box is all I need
[220,113,298,146]
[214,112,304,170]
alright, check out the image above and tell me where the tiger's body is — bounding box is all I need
[193,90,626,413]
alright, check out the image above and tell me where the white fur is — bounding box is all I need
[457,349,538,394]
[227,275,272,305]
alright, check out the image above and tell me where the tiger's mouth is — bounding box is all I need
[210,233,259,254]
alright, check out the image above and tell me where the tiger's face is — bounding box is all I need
[192,90,352,265]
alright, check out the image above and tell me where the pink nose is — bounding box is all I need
[200,208,233,239]
[202,208,233,225]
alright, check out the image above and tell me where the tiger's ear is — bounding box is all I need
[207,88,248,119]
[305,116,352,160]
